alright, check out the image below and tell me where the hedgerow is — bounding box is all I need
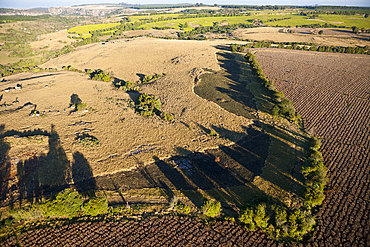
[244,51,300,122]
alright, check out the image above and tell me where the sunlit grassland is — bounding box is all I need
[67,13,370,36]
[68,22,120,34]
[138,16,256,30]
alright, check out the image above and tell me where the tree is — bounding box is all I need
[318,30,323,35]
[70,94,82,109]
[365,14,369,18]
[352,26,359,34]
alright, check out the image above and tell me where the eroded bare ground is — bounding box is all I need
[253,49,370,246]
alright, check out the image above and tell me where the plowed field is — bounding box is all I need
[2,217,276,247]
[254,49,370,246]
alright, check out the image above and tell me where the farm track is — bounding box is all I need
[254,48,370,246]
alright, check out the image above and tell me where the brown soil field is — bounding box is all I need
[1,217,276,246]
[253,48,370,246]
[233,27,370,47]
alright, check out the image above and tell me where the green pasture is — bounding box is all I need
[68,22,120,34]
[138,15,255,30]
[268,14,370,29]
[67,13,370,36]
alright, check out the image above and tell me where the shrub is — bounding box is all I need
[209,130,218,137]
[142,73,163,84]
[239,204,315,243]
[41,188,84,219]
[239,207,256,230]
[271,105,280,116]
[303,187,325,207]
[113,80,139,91]
[75,133,100,147]
[9,205,44,222]
[201,200,221,217]
[89,69,111,82]
[176,202,191,214]
[302,136,327,209]
[83,197,108,216]
[254,203,269,229]
[135,93,161,117]
[160,111,174,122]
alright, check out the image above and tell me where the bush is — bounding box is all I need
[89,69,111,82]
[8,189,109,224]
[160,111,174,122]
[75,133,100,147]
[135,93,161,117]
[239,204,315,243]
[201,200,221,217]
[239,207,256,230]
[302,136,327,209]
[41,188,84,219]
[113,80,139,92]
[83,197,108,216]
[176,202,191,214]
[9,205,44,222]
[142,73,163,84]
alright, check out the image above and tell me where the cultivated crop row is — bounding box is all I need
[271,81,370,148]
[254,50,370,100]
[254,49,370,246]
[2,217,276,246]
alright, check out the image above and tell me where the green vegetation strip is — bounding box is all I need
[231,41,369,55]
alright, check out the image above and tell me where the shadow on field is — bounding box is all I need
[87,125,274,208]
[0,125,11,204]
[0,125,97,208]
[14,73,55,82]
[72,151,96,196]
[194,52,256,119]
[213,44,232,52]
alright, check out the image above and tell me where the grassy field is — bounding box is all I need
[66,12,370,36]
[68,23,120,34]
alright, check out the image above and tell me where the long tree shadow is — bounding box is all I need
[194,52,257,119]
[0,125,11,202]
[0,125,93,207]
[14,125,71,205]
[215,126,271,178]
[72,151,96,197]
[38,125,71,188]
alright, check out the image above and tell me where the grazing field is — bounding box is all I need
[253,49,370,246]
[68,23,120,35]
[67,13,370,35]
[0,38,306,214]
